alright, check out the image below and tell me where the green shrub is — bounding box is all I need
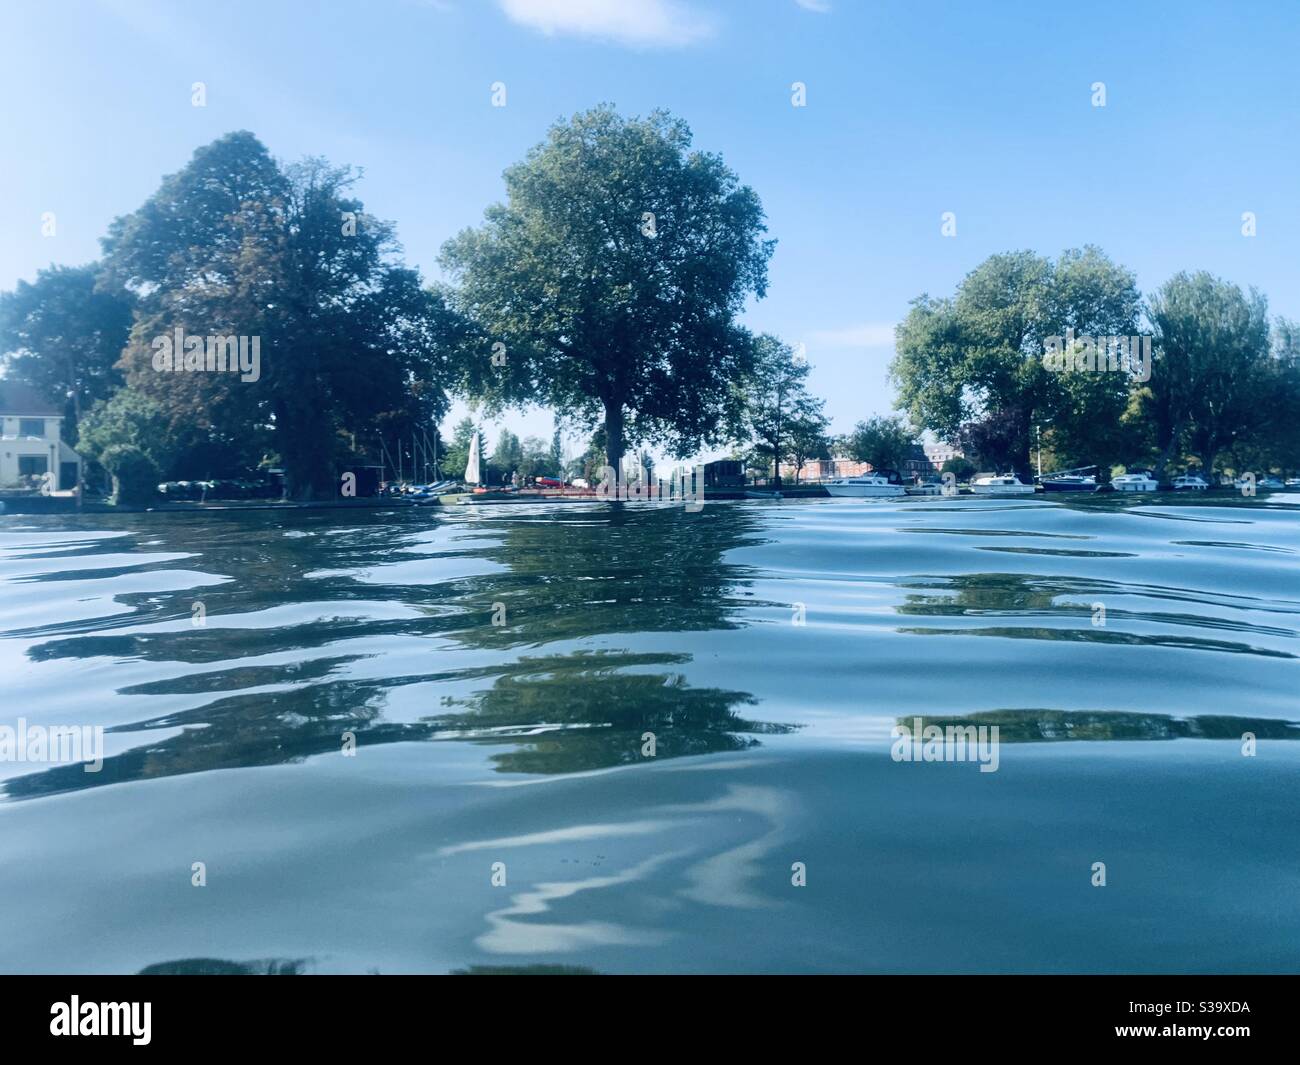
[101,444,159,505]
[941,456,977,482]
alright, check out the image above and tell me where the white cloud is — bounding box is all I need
[808,323,897,349]
[794,0,832,12]
[498,0,717,47]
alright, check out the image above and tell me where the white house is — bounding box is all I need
[0,381,83,492]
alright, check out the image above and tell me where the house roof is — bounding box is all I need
[0,380,63,416]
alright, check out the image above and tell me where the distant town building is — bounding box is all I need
[0,382,82,492]
[779,456,871,481]
[901,444,932,481]
[923,441,963,470]
[781,445,935,483]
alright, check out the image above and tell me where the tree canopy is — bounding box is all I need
[892,247,1142,478]
[737,334,826,485]
[100,131,455,498]
[441,106,774,476]
[840,415,916,473]
[0,263,133,441]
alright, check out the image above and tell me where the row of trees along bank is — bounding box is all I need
[2,109,1298,501]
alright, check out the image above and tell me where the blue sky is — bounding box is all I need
[4,0,1297,458]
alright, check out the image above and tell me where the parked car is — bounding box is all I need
[157,480,210,500]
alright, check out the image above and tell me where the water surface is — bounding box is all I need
[1,495,1298,973]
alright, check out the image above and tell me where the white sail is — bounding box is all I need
[464,429,481,485]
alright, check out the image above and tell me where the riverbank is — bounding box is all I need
[4,483,1297,514]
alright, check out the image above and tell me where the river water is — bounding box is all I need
[1,494,1297,973]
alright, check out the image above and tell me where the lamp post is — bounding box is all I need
[66,388,82,512]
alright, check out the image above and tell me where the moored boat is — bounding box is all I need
[825,473,905,498]
[1039,466,1098,492]
[1172,474,1209,491]
[1110,471,1159,492]
[970,473,1035,496]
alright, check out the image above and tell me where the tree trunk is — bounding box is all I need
[1153,422,1183,485]
[277,397,335,501]
[1017,432,1034,482]
[603,400,625,486]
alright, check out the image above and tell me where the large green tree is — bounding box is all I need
[102,131,454,499]
[1144,272,1272,479]
[892,247,1141,478]
[441,106,773,477]
[1249,318,1300,473]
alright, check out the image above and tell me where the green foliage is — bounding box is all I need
[892,247,1141,477]
[738,333,826,485]
[956,408,1025,473]
[548,421,563,475]
[100,444,159,505]
[840,415,916,471]
[571,431,609,483]
[77,389,176,477]
[785,409,832,481]
[101,132,454,500]
[441,106,774,473]
[517,436,552,480]
[941,456,977,481]
[0,263,133,441]
[439,417,480,480]
[1144,271,1273,478]
[491,429,523,473]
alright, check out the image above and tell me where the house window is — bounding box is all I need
[18,455,48,477]
[18,418,45,438]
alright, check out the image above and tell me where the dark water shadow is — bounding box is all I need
[901,708,1300,742]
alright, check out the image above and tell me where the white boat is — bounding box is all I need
[1111,472,1158,492]
[906,481,944,496]
[970,474,1035,496]
[824,473,906,498]
[1172,474,1209,491]
[1285,478,1300,489]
